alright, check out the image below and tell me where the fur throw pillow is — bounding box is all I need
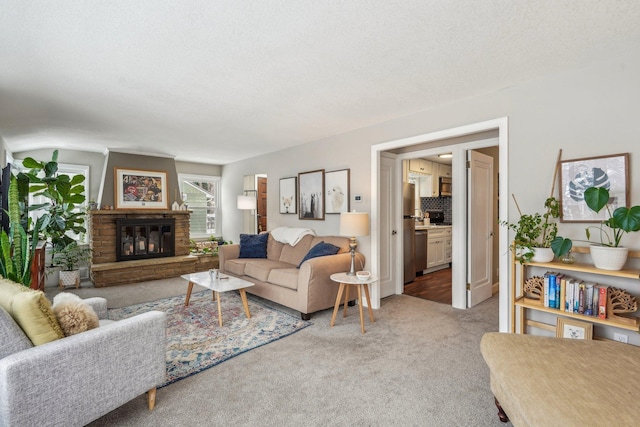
[52,293,100,336]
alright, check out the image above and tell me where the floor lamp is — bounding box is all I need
[339,211,369,275]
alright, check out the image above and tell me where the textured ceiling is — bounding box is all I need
[1,1,639,164]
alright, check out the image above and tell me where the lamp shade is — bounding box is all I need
[340,212,369,237]
[237,195,256,210]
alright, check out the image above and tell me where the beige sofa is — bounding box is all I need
[219,234,365,320]
[480,332,640,426]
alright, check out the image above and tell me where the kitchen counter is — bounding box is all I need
[415,224,452,230]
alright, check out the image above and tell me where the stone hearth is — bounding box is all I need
[89,210,217,287]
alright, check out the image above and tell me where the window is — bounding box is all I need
[178,174,220,238]
[14,160,89,243]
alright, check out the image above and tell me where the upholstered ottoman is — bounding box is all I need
[480,332,640,426]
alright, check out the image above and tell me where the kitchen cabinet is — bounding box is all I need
[439,164,452,178]
[409,159,433,175]
[427,227,451,268]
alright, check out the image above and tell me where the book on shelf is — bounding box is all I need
[565,278,575,313]
[584,283,595,316]
[578,281,586,314]
[598,286,609,319]
[559,275,567,312]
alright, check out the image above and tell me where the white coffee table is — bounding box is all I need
[330,272,378,334]
[181,272,255,327]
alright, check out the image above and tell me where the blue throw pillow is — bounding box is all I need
[297,241,340,268]
[239,233,269,259]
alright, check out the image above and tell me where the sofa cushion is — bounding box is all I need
[52,294,100,336]
[239,233,269,258]
[0,305,33,359]
[267,268,300,290]
[225,258,253,276]
[245,259,294,282]
[0,279,65,345]
[278,234,314,266]
[266,234,284,261]
[311,236,350,253]
[298,241,340,268]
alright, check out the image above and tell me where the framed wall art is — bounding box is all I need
[298,169,324,220]
[559,153,629,222]
[325,169,350,214]
[556,318,593,340]
[115,168,168,209]
[279,177,297,214]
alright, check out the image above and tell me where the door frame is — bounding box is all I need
[370,117,510,332]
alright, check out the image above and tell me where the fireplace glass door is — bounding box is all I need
[116,218,175,261]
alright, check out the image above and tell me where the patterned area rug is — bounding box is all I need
[108,290,311,387]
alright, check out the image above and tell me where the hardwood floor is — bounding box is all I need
[404,267,452,305]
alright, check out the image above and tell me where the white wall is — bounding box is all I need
[221,48,640,275]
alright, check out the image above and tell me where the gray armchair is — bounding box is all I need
[0,297,166,426]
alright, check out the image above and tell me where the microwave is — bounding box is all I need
[439,177,452,197]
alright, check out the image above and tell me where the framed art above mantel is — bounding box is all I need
[114,168,168,210]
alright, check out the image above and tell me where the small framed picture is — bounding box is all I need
[114,168,168,210]
[279,177,297,214]
[556,317,593,340]
[325,169,350,214]
[559,153,629,222]
[298,169,324,220]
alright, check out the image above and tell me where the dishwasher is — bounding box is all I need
[414,230,427,273]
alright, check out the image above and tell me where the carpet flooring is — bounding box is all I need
[46,278,509,426]
[108,290,310,387]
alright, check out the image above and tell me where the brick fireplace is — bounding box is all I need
[89,210,217,287]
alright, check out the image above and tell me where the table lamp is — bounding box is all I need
[339,211,369,275]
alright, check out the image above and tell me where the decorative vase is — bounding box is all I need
[589,245,629,271]
[560,250,575,264]
[531,247,554,263]
[59,270,80,288]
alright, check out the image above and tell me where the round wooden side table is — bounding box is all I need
[329,272,378,334]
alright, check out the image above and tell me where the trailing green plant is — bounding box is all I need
[20,150,87,251]
[501,196,560,263]
[0,175,43,286]
[52,242,91,271]
[583,186,640,247]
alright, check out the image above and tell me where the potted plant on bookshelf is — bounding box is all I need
[582,186,640,270]
[53,242,91,288]
[501,196,560,263]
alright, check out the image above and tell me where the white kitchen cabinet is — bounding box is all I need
[430,163,440,196]
[409,159,433,175]
[427,227,452,268]
[439,164,452,178]
[418,176,432,198]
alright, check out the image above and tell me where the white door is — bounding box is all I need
[467,150,494,307]
[379,153,396,298]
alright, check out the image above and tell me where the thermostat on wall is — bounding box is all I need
[354,194,363,203]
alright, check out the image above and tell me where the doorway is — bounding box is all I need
[370,118,510,332]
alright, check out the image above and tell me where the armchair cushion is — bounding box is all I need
[0,279,64,345]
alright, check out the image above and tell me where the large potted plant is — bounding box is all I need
[582,186,640,270]
[0,174,43,286]
[501,196,560,263]
[53,242,91,288]
[21,150,87,251]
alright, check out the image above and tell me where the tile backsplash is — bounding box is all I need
[420,197,452,224]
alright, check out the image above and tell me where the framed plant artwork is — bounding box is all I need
[114,168,168,209]
[556,317,593,340]
[559,153,629,222]
[279,177,297,214]
[325,169,350,214]
[298,169,324,220]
